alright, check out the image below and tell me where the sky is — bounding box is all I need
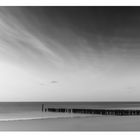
[0,7,140,101]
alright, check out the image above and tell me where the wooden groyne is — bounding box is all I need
[42,104,140,116]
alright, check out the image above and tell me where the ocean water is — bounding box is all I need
[0,102,139,130]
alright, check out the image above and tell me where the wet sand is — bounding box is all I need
[0,115,140,131]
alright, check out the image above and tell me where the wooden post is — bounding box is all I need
[42,104,44,112]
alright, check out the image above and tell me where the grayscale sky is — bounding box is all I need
[0,7,140,101]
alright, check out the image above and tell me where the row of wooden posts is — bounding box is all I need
[41,104,140,116]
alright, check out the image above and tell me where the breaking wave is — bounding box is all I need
[0,114,93,122]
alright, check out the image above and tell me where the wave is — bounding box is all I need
[0,114,93,122]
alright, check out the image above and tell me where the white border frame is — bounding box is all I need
[0,0,140,6]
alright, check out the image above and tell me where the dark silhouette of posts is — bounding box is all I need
[41,104,140,116]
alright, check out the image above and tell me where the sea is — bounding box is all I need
[0,102,139,131]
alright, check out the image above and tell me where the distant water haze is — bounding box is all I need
[0,7,140,101]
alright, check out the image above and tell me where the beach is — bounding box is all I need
[0,115,140,131]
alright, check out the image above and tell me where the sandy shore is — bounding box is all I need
[0,115,139,131]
